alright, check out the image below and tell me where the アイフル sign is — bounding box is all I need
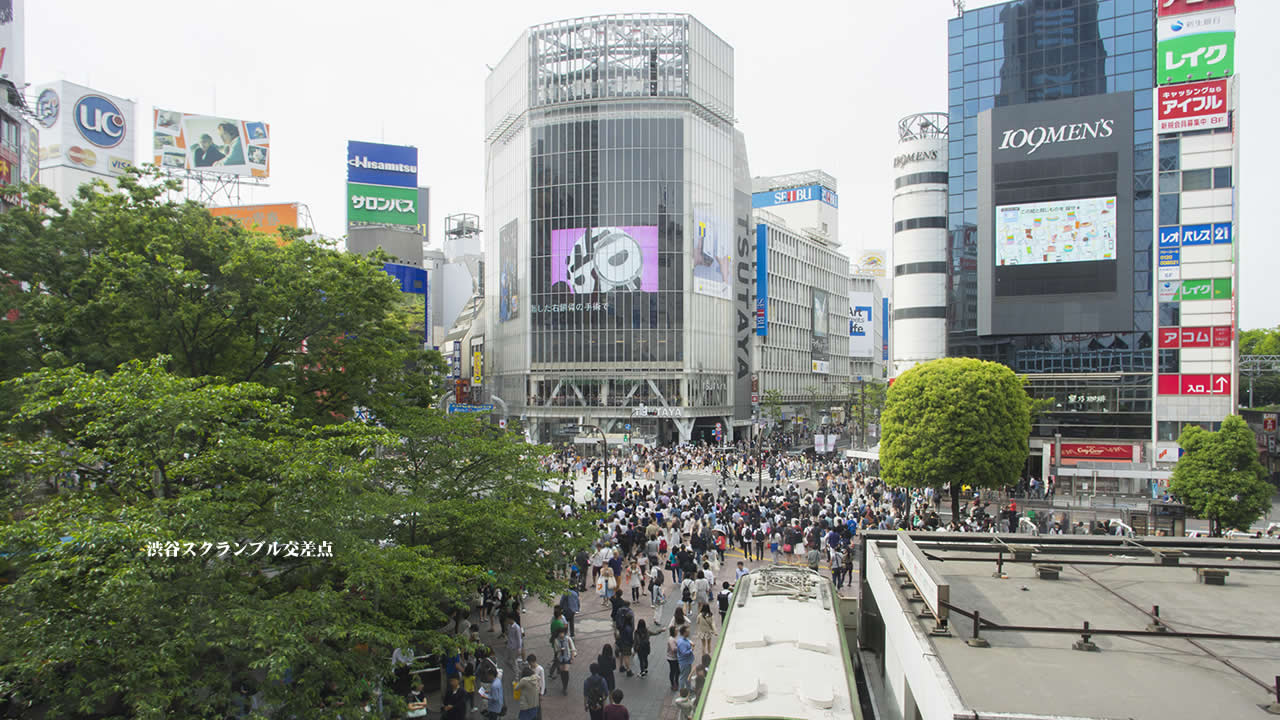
[1157,80,1228,134]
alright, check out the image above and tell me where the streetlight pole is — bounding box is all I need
[858,378,866,450]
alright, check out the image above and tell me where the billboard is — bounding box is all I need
[1158,0,1234,19]
[1157,80,1228,134]
[209,203,299,238]
[692,209,731,299]
[1157,8,1234,84]
[550,226,658,294]
[996,196,1117,267]
[756,224,768,335]
[0,0,24,95]
[752,184,838,209]
[347,182,418,226]
[811,288,830,374]
[347,141,417,188]
[153,109,269,178]
[498,220,519,322]
[849,292,874,359]
[979,92,1135,336]
[852,249,887,278]
[35,81,136,177]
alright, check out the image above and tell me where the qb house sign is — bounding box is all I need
[998,118,1115,155]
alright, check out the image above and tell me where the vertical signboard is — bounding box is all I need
[811,288,830,374]
[498,219,519,322]
[849,291,874,359]
[1157,80,1228,133]
[1157,8,1235,84]
[692,208,731,299]
[755,224,768,335]
[732,133,754,425]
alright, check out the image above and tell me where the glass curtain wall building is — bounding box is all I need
[485,14,746,446]
[947,0,1156,446]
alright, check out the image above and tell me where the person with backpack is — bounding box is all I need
[754,526,766,562]
[583,663,609,720]
[648,562,665,607]
[716,582,732,625]
[614,602,636,677]
[633,619,660,678]
[596,644,617,693]
[679,576,695,616]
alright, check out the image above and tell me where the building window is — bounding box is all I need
[1157,421,1180,442]
[1181,168,1211,191]
[1213,166,1232,189]
[1158,138,1179,172]
[1158,349,1179,374]
[1158,302,1180,326]
[1158,194,1179,226]
[1158,172,1179,193]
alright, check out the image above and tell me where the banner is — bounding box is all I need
[1157,9,1234,84]
[811,288,830,374]
[347,140,417,188]
[1157,80,1228,134]
[36,81,136,177]
[209,203,299,238]
[852,249,887,278]
[755,224,768,335]
[849,291,874,359]
[153,109,269,178]
[498,220,519,322]
[347,182,418,226]
[692,208,731,299]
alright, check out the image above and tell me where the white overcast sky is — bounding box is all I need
[27,0,1280,330]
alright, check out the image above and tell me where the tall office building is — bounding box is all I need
[751,171,849,424]
[483,14,753,446]
[947,0,1161,477]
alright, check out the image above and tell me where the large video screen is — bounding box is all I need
[550,226,658,294]
[996,196,1116,267]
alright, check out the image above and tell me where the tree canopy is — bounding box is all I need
[1170,415,1273,535]
[0,176,592,718]
[880,358,1032,518]
[1239,325,1280,408]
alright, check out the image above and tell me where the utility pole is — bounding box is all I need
[859,378,866,450]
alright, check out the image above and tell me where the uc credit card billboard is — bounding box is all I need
[35,81,136,177]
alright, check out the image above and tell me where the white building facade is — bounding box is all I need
[890,113,949,377]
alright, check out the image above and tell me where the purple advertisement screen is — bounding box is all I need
[550,226,659,294]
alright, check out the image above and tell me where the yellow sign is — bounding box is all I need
[472,351,482,385]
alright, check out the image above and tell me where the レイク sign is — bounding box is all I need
[997,118,1114,155]
[1157,80,1228,134]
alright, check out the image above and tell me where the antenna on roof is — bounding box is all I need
[952,0,965,17]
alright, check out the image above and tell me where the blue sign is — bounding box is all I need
[881,297,889,362]
[1212,222,1232,244]
[1180,223,1212,246]
[1158,226,1181,248]
[751,184,838,209]
[755,224,768,336]
[1158,247,1180,267]
[382,263,427,294]
[448,403,494,414]
[347,140,419,188]
[74,94,126,148]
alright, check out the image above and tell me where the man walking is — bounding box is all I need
[584,663,609,720]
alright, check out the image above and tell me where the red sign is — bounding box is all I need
[1181,374,1231,395]
[1158,374,1182,395]
[1159,327,1181,348]
[1050,443,1137,461]
[1264,415,1278,433]
[1157,80,1229,134]
[1180,327,1211,348]
[1157,0,1234,18]
[1211,326,1232,347]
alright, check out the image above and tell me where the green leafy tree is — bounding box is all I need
[880,358,1032,520]
[761,389,783,425]
[1170,415,1273,535]
[1239,326,1280,408]
[0,174,434,421]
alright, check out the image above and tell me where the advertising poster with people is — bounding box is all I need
[153,109,270,178]
[811,288,830,374]
[692,208,731,299]
[498,220,519,322]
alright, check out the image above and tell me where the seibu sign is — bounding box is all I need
[1158,0,1234,18]
[1048,443,1139,461]
[998,118,1115,155]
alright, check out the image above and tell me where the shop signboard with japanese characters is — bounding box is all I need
[1157,8,1234,84]
[1158,0,1234,18]
[347,182,418,226]
[1157,80,1228,133]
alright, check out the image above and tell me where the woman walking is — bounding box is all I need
[551,627,576,694]
[665,626,681,691]
[596,643,617,693]
[696,603,717,657]
[633,619,659,678]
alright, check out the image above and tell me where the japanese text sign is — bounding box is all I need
[1157,80,1228,134]
[347,182,418,226]
[1158,0,1234,18]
